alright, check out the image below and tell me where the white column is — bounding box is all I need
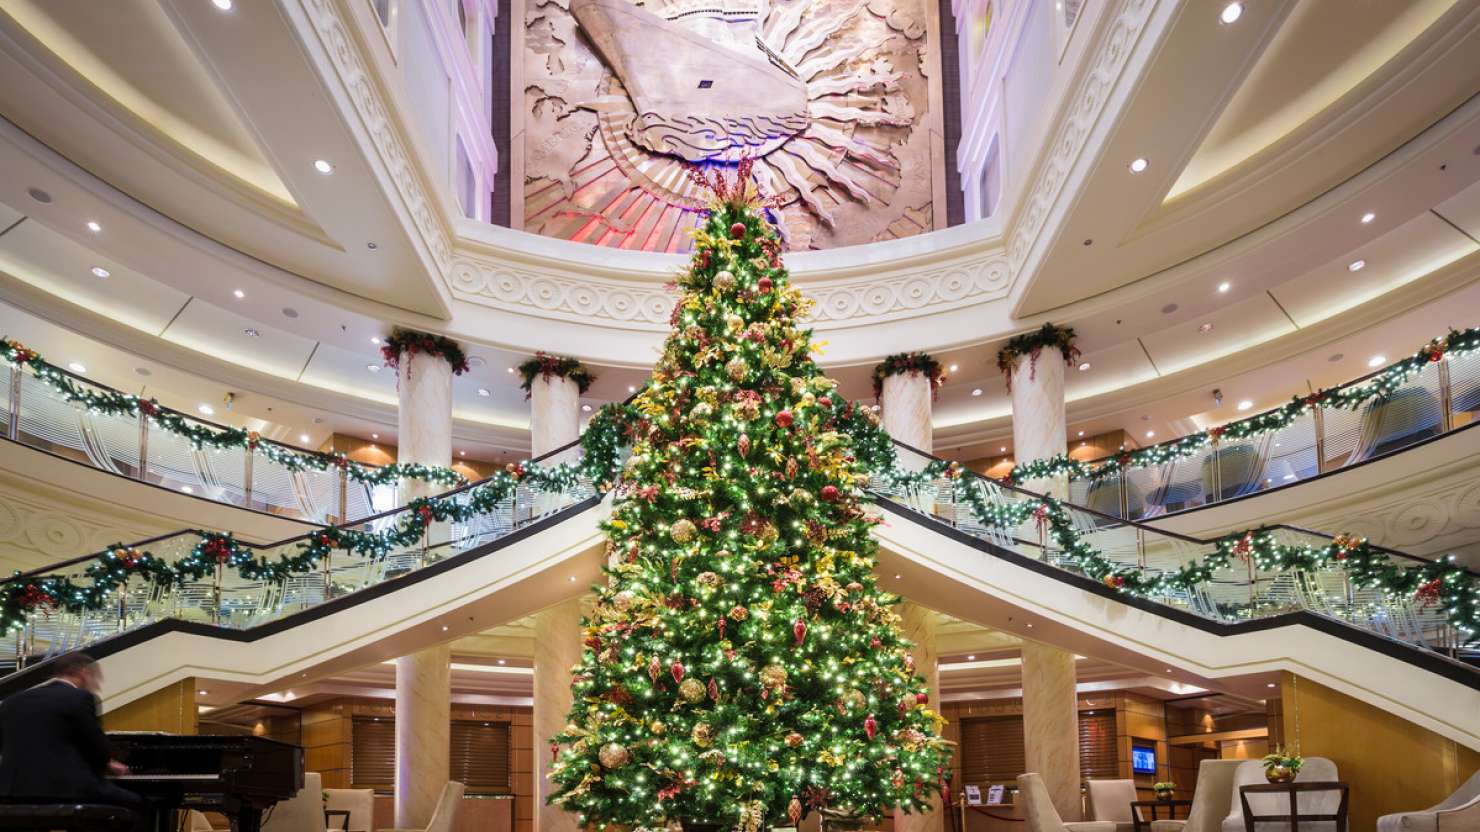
[530,374,581,459]
[393,346,454,828]
[534,599,583,832]
[895,602,942,832]
[881,372,934,453]
[1021,641,1081,822]
[1009,350,1067,498]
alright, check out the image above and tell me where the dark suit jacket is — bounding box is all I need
[0,680,113,799]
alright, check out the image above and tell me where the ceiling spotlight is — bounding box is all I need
[971,388,983,397]
[367,364,380,372]
[1368,355,1386,368]
[232,289,245,299]
[1145,430,1156,438]
[581,404,592,412]
[894,574,902,580]
[313,159,334,174]
[497,659,506,665]
[1077,362,1091,371]
[1360,212,1375,224]
[1266,683,1277,688]
[212,0,233,9]
[1198,322,1214,333]
[198,690,209,696]
[197,404,214,415]
[441,624,449,631]
[569,575,577,582]
[244,328,260,337]
[1128,157,1149,174]
[507,367,515,374]
[1348,259,1366,272]
[477,388,490,397]
[1217,281,1231,293]
[966,655,976,661]
[371,433,379,439]
[1237,400,1253,411]
[459,450,466,457]
[948,363,958,373]
[1219,2,1242,24]
[370,336,381,345]
[86,221,101,233]
[999,446,1007,453]
[91,266,110,278]
[628,385,637,393]
[68,362,87,373]
[1077,430,1085,437]
[299,433,311,443]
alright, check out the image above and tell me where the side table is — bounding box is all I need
[1239,782,1349,832]
[1130,799,1192,832]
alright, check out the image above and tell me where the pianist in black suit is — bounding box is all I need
[0,652,144,817]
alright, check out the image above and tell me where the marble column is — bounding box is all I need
[1020,641,1081,821]
[395,644,452,828]
[896,602,943,832]
[1008,348,1068,498]
[393,346,455,828]
[534,599,583,832]
[530,374,581,459]
[881,372,934,453]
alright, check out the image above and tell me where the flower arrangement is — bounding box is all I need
[380,328,470,375]
[1152,782,1176,800]
[517,352,595,400]
[871,352,946,400]
[996,323,1079,390]
[1261,748,1303,784]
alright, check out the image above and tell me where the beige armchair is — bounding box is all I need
[325,788,375,832]
[1018,773,1116,832]
[378,781,464,832]
[1377,768,1480,832]
[1221,758,1339,832]
[1086,779,1140,832]
[1150,759,1241,832]
[262,771,324,832]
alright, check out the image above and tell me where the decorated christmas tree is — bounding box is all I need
[548,166,951,832]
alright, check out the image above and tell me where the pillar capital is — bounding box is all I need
[1001,325,1078,497]
[874,352,944,453]
[520,353,594,459]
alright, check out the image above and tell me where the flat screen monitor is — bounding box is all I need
[1131,745,1157,775]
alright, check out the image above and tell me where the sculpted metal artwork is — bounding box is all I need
[520,0,943,251]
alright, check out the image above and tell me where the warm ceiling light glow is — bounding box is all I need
[966,655,976,661]
[1077,430,1084,437]
[91,266,110,278]
[1077,362,1091,371]
[1145,430,1155,438]
[198,690,209,696]
[181,486,194,494]
[999,447,1007,453]
[1360,212,1376,224]
[496,659,506,665]
[197,404,214,415]
[1217,281,1231,293]
[370,336,381,345]
[313,159,334,174]
[507,367,516,374]
[371,433,379,439]
[232,288,245,299]
[1368,355,1386,368]
[366,364,380,372]
[893,574,902,580]
[477,388,490,397]
[299,433,311,443]
[1348,259,1366,272]
[569,575,577,582]
[1219,2,1242,24]
[212,0,233,9]
[1266,683,1277,688]
[1128,157,1149,174]
[441,625,449,631]
[971,388,983,396]
[459,450,466,457]
[948,363,958,373]
[628,385,637,393]
[1237,400,1253,411]
[582,404,592,412]
[86,221,101,233]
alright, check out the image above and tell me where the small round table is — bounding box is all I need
[1130,799,1191,832]
[1239,781,1350,832]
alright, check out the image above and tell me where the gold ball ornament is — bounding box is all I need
[612,590,637,611]
[696,571,722,587]
[714,270,736,290]
[650,720,666,735]
[679,677,706,703]
[760,664,788,689]
[598,742,631,770]
[670,519,697,544]
[691,722,713,747]
[841,689,867,711]
[726,356,748,381]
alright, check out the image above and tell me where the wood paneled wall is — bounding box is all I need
[1281,672,1480,832]
[102,678,197,734]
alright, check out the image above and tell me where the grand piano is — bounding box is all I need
[109,734,303,832]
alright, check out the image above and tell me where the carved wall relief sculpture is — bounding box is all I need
[519,0,944,251]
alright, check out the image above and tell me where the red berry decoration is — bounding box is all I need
[821,484,840,502]
[864,713,878,741]
[757,276,774,293]
[730,221,747,238]
[670,660,685,683]
[775,409,794,428]
[794,617,808,645]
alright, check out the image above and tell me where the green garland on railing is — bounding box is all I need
[1006,326,1480,484]
[0,336,466,490]
[0,402,635,635]
[517,352,596,399]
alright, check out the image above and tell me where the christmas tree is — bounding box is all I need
[548,166,951,832]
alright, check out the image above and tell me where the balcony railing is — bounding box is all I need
[0,440,599,674]
[878,443,1478,663]
[0,361,395,525]
[1064,345,1480,520]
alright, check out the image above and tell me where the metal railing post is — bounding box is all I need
[1210,443,1222,505]
[6,367,19,441]
[337,468,349,526]
[212,562,223,626]
[1312,406,1327,474]
[136,412,150,481]
[243,449,255,510]
[1118,477,1129,520]
[1438,358,1454,433]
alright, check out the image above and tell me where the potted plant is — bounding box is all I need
[1152,782,1176,801]
[1262,748,1303,784]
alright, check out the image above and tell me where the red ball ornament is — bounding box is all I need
[775,410,794,428]
[820,485,840,502]
[794,617,808,645]
[757,276,774,294]
[864,713,878,741]
[730,221,747,238]
[670,660,685,683]
[916,691,929,705]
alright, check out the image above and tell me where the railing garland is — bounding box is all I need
[1005,326,1480,484]
[0,336,466,490]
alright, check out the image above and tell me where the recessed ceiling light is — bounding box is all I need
[282,307,299,318]
[1328,353,1344,362]
[299,433,311,443]
[999,446,1007,453]
[86,221,101,233]
[946,364,958,374]
[441,624,449,631]
[894,574,902,580]
[1217,281,1231,293]
[459,450,466,457]
[1128,158,1149,174]
[1360,212,1376,224]
[477,388,490,397]
[966,655,976,661]
[1368,355,1386,368]
[569,575,577,582]
[26,187,51,203]
[1219,2,1242,24]
[135,367,151,377]
[244,328,260,337]
[367,364,381,372]
[232,289,245,299]
[1266,683,1276,688]
[1077,430,1084,437]
[1236,400,1253,411]
[507,367,516,374]
[971,388,983,397]
[1145,430,1155,438]
[628,385,637,393]
[198,689,209,696]
[212,0,233,9]
[91,266,110,278]
[371,433,379,439]
[67,362,87,373]
[371,336,381,345]
[1348,259,1366,272]
[581,404,592,412]
[1198,323,1214,333]
[497,659,506,665]
[181,485,194,494]
[197,404,214,415]
[1077,362,1091,371]
[1161,303,1179,314]
[313,159,334,174]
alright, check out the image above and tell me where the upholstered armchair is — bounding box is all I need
[1221,758,1339,832]
[1018,773,1116,832]
[261,771,324,832]
[324,788,375,832]
[1377,769,1480,832]
[377,781,464,832]
[1085,779,1139,832]
[1149,759,1241,832]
